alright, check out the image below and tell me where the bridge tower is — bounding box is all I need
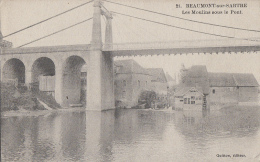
[87,0,114,110]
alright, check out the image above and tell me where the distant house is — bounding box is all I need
[209,73,259,105]
[147,68,168,95]
[114,60,151,108]
[175,65,259,110]
[174,87,204,110]
[175,65,210,110]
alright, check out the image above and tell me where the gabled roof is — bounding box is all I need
[147,68,167,83]
[174,87,204,97]
[233,73,259,86]
[114,59,149,75]
[208,73,236,87]
[209,73,259,87]
[165,73,174,82]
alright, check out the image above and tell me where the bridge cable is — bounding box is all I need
[3,0,93,39]
[116,16,152,41]
[104,4,160,42]
[111,11,260,42]
[106,0,260,33]
[17,17,93,48]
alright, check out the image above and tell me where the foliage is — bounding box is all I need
[0,82,46,112]
[138,90,156,108]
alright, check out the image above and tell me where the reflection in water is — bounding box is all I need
[1,107,260,161]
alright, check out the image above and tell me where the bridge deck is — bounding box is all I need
[104,39,260,56]
[1,39,260,56]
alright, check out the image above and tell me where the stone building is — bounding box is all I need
[147,68,168,95]
[209,73,259,105]
[114,60,151,108]
[174,65,259,110]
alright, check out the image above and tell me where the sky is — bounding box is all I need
[1,0,260,83]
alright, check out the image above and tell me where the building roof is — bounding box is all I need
[147,68,167,83]
[174,87,204,97]
[114,59,149,75]
[209,73,259,87]
[208,73,236,87]
[182,65,210,94]
[165,72,174,82]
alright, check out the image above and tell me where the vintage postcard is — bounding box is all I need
[1,0,260,161]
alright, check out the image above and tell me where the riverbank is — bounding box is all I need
[1,107,85,118]
[1,82,61,113]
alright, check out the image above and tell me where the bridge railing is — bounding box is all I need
[103,39,260,51]
[1,44,92,55]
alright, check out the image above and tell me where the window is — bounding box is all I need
[191,101,195,104]
[138,80,141,88]
[184,98,187,104]
[188,98,190,104]
[212,89,215,94]
[122,90,126,98]
[191,96,195,100]
[180,100,183,102]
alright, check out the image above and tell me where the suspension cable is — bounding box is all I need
[18,17,93,48]
[111,11,260,42]
[106,0,260,33]
[3,0,93,38]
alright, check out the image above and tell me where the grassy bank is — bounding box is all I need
[1,82,60,112]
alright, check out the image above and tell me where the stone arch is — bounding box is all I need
[2,58,25,84]
[62,55,87,107]
[31,57,55,83]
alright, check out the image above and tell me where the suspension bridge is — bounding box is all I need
[0,0,260,110]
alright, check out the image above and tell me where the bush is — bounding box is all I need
[138,90,156,108]
[1,82,40,111]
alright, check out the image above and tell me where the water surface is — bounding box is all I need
[1,107,260,162]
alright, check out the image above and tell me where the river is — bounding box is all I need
[1,107,260,162]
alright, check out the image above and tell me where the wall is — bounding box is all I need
[150,81,168,95]
[131,73,151,107]
[209,87,238,104]
[114,73,133,108]
[174,96,184,109]
[183,91,203,110]
[238,87,258,102]
[100,52,114,109]
[114,73,151,108]
[174,91,203,110]
[63,69,82,106]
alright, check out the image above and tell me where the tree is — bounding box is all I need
[138,90,156,108]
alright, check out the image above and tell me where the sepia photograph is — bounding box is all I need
[1,0,260,161]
